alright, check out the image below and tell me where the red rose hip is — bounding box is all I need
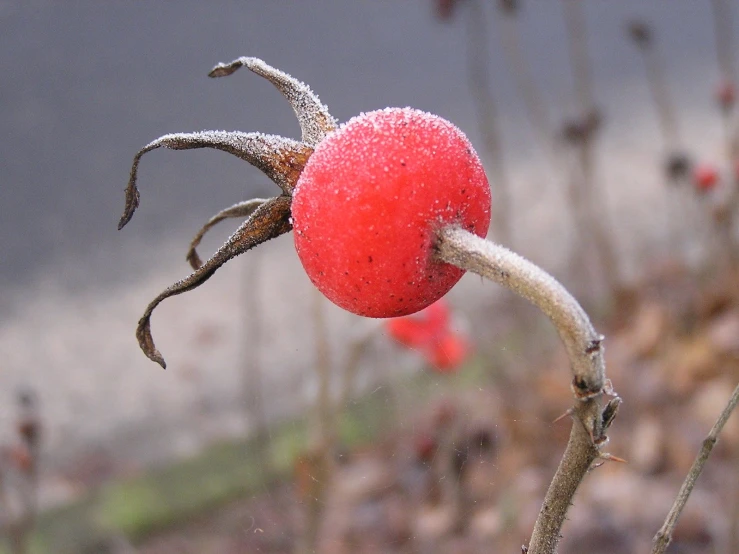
[292,107,491,317]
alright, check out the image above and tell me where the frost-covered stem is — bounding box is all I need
[528,399,601,554]
[652,381,739,554]
[436,226,610,553]
[436,226,605,396]
[465,0,514,246]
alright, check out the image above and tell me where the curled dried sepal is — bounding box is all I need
[187,198,269,269]
[118,132,310,229]
[209,57,338,147]
[136,195,292,368]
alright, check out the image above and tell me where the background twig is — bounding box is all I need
[465,0,514,246]
[652,381,739,554]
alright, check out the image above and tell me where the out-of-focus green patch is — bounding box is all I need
[0,383,413,554]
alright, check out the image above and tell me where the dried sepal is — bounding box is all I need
[136,194,293,368]
[186,198,269,269]
[209,57,338,147]
[118,131,310,229]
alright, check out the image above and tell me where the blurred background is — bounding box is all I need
[1,1,738,553]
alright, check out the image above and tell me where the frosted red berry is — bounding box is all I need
[292,108,491,318]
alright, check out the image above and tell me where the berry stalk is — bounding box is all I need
[436,225,605,397]
[436,224,616,554]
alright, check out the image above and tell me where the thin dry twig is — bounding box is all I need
[338,322,382,411]
[494,3,560,170]
[626,20,695,262]
[2,392,42,554]
[652,381,739,554]
[709,0,739,270]
[297,289,335,554]
[561,0,621,298]
[242,250,268,446]
[465,0,514,246]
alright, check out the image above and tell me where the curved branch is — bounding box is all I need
[435,224,618,554]
[435,225,605,397]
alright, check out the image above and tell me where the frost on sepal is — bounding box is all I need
[209,57,338,147]
[118,131,311,229]
[186,198,269,269]
[136,195,293,368]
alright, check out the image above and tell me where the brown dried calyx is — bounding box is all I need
[118,57,337,368]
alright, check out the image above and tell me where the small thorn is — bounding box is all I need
[599,453,627,464]
[552,408,574,424]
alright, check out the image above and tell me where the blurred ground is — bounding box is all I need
[131,265,739,553]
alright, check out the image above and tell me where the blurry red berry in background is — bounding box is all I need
[8,443,33,472]
[414,433,438,462]
[386,298,451,350]
[693,163,719,193]
[386,298,471,372]
[419,298,450,339]
[385,316,428,350]
[716,79,736,110]
[425,332,470,372]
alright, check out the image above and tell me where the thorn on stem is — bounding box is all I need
[552,408,575,424]
[598,452,627,464]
